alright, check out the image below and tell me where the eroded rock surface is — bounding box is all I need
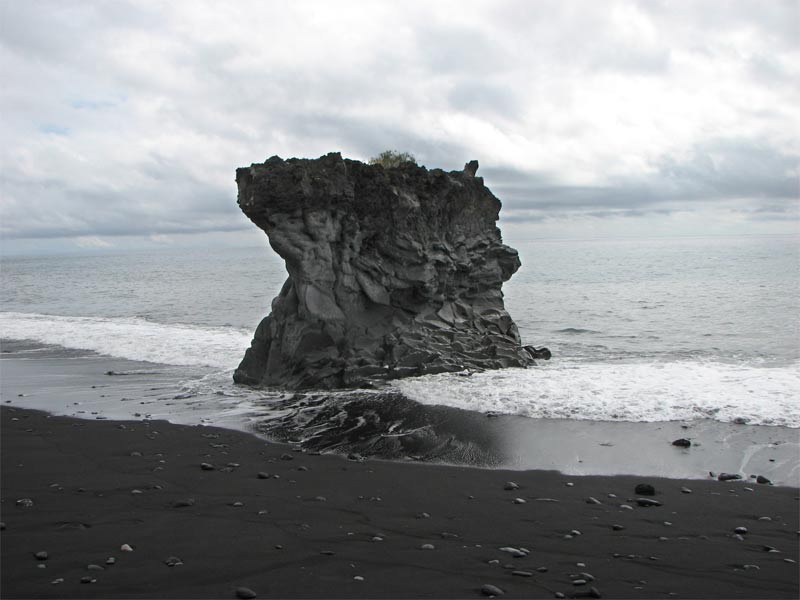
[234,152,543,389]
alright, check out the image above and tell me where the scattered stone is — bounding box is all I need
[554,593,566,599]
[280,453,293,461]
[51,578,64,585]
[512,570,533,577]
[536,566,548,572]
[416,512,431,519]
[235,587,257,599]
[586,497,601,505]
[172,498,195,508]
[80,576,96,584]
[313,496,326,502]
[784,558,796,564]
[131,489,143,495]
[672,438,691,448]
[512,498,526,504]
[565,482,574,487]
[733,417,748,424]
[612,524,625,531]
[620,504,633,510]
[0,522,5,530]
[420,543,435,550]
[734,526,748,535]
[106,557,116,565]
[756,475,772,484]
[353,576,364,582]
[481,584,505,596]
[257,472,270,479]
[371,536,384,542]
[636,498,662,507]
[200,462,215,471]
[320,550,335,556]
[758,516,772,521]
[15,498,34,508]
[717,473,742,482]
[120,544,133,552]
[297,466,308,471]
[743,564,760,570]
[499,547,527,558]
[164,556,183,567]
[680,487,692,494]
[635,484,655,496]
[570,529,582,536]
[504,482,519,491]
[230,501,244,507]
[87,564,104,571]
[762,545,780,553]
[573,579,588,586]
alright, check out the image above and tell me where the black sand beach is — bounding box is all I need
[2,403,798,599]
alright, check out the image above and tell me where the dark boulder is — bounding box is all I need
[234,153,542,389]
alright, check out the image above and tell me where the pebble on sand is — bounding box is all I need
[200,462,215,471]
[15,498,34,508]
[634,484,655,496]
[34,551,48,560]
[512,498,526,504]
[717,473,742,482]
[672,438,691,448]
[504,482,519,490]
[734,526,748,535]
[235,587,257,599]
[481,583,505,596]
[636,498,662,507]
[420,543,436,550]
[257,472,270,479]
[120,544,133,552]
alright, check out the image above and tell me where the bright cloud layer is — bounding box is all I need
[1,0,798,249]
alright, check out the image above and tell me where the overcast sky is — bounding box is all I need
[1,0,798,253]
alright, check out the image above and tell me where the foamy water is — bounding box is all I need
[394,361,800,428]
[0,311,251,370]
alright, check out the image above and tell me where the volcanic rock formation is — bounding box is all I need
[234,152,546,389]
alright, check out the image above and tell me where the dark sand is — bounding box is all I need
[2,406,798,599]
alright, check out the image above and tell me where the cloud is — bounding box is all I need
[1,0,798,248]
[74,235,112,248]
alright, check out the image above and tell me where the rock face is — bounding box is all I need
[234,152,544,389]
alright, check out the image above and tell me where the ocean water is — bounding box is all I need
[1,235,799,430]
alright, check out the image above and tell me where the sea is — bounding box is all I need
[2,234,799,475]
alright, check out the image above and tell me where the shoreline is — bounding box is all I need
[2,405,798,599]
[2,339,799,485]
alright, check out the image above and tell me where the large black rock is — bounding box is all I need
[234,152,541,389]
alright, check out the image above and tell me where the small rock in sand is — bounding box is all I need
[280,453,294,461]
[15,498,34,508]
[0,522,5,530]
[106,557,116,565]
[51,578,64,585]
[635,484,655,496]
[481,583,505,596]
[200,463,215,471]
[512,570,533,577]
[420,543,435,550]
[34,551,48,560]
[717,473,742,482]
[734,526,748,535]
[87,564,104,571]
[257,472,270,479]
[612,524,625,531]
[164,556,183,567]
[756,475,772,484]
[512,498,526,504]
[586,497,601,505]
[636,498,662,507]
[504,482,519,490]
[416,512,431,519]
[672,438,691,448]
[172,499,195,508]
[235,587,257,599]
[680,487,692,494]
[80,576,96,584]
[120,544,133,552]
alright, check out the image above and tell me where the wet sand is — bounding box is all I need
[2,405,798,599]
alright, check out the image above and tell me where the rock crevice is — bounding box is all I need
[234,152,544,389]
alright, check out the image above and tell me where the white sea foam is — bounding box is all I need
[0,311,250,369]
[394,360,800,428]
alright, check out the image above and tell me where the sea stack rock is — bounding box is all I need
[234,152,543,389]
